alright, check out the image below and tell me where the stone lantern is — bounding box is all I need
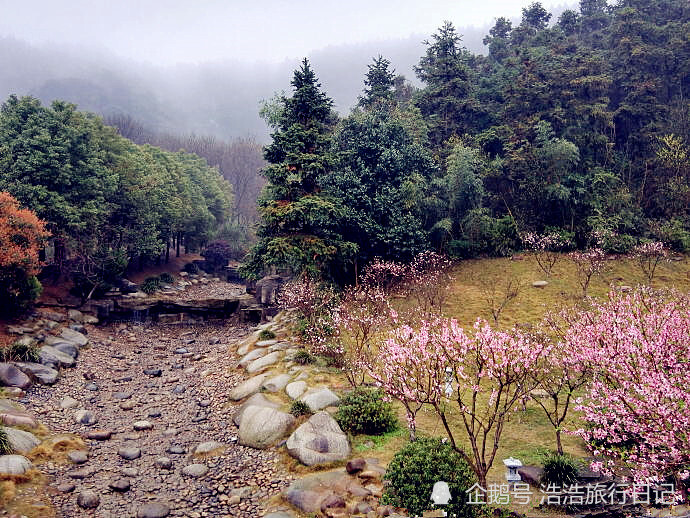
[503,457,523,483]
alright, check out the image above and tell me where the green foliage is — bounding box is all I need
[0,428,11,455]
[202,240,233,270]
[1,340,40,363]
[183,262,199,275]
[158,272,174,284]
[0,272,42,317]
[540,453,581,487]
[290,400,312,418]
[335,388,398,436]
[383,436,479,518]
[0,95,233,296]
[258,329,276,341]
[292,349,315,365]
[141,276,161,294]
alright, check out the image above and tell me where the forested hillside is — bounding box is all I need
[243,0,690,281]
[0,95,233,305]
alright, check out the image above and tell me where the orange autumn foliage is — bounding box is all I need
[0,192,50,276]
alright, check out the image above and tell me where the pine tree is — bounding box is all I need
[241,59,356,280]
[359,55,396,109]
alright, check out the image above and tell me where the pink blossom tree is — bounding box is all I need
[631,241,669,285]
[365,318,551,488]
[523,231,573,277]
[566,288,690,486]
[567,248,608,296]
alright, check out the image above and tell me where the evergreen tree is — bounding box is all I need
[359,55,396,109]
[241,59,356,280]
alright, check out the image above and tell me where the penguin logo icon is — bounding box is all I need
[431,481,452,505]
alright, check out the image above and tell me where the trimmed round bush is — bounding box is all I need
[141,276,161,294]
[202,241,233,270]
[382,437,479,518]
[541,453,580,487]
[258,329,276,341]
[158,272,174,284]
[293,349,314,365]
[290,400,312,418]
[183,262,199,274]
[335,388,398,436]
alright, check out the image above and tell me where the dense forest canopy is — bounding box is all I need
[243,0,690,282]
[0,95,234,299]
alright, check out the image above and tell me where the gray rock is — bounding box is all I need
[300,387,340,411]
[144,368,162,377]
[52,342,79,359]
[0,363,32,390]
[233,393,280,427]
[172,384,186,394]
[285,381,308,399]
[194,441,225,455]
[255,339,278,347]
[109,478,131,492]
[238,406,295,449]
[137,502,170,518]
[237,349,266,368]
[85,382,99,391]
[0,454,32,475]
[286,411,350,466]
[263,373,292,392]
[133,420,153,431]
[181,463,208,478]
[85,430,112,441]
[13,362,59,385]
[60,327,88,347]
[228,374,269,401]
[73,409,97,426]
[166,445,185,454]
[532,280,549,288]
[57,482,75,493]
[3,427,40,453]
[263,512,296,518]
[77,490,100,509]
[68,450,88,464]
[68,309,84,322]
[121,467,138,477]
[39,345,76,369]
[118,447,141,460]
[113,391,132,400]
[154,457,173,469]
[246,351,282,374]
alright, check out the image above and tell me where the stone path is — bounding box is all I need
[22,320,293,517]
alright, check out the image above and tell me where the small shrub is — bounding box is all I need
[290,400,312,417]
[336,388,398,436]
[541,453,580,487]
[158,272,174,284]
[202,241,233,270]
[258,329,276,341]
[1,341,40,363]
[383,436,479,518]
[293,349,315,365]
[0,428,11,454]
[141,277,161,294]
[183,262,199,274]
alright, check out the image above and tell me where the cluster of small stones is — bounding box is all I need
[2,278,409,518]
[114,270,234,301]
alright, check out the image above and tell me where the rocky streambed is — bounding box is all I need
[1,287,400,518]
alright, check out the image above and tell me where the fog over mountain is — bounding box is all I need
[0,2,569,142]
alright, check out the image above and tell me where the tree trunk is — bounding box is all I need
[166,241,170,263]
[556,429,564,456]
[176,233,181,257]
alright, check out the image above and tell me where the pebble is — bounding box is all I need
[118,447,142,460]
[109,478,131,492]
[77,490,100,509]
[85,430,112,440]
[154,457,173,469]
[144,368,162,377]
[137,502,171,518]
[67,450,88,464]
[73,409,97,425]
[181,463,209,478]
[85,382,99,391]
[133,420,153,431]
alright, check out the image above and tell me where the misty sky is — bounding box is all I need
[2,0,568,66]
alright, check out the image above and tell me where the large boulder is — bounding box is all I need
[285,381,308,399]
[13,362,59,385]
[39,346,76,369]
[233,393,281,427]
[0,400,38,429]
[262,373,292,392]
[228,374,269,401]
[282,470,350,513]
[0,454,33,475]
[3,427,40,453]
[0,363,32,390]
[246,351,282,374]
[238,406,295,449]
[119,278,139,294]
[237,349,266,368]
[52,342,79,359]
[286,411,350,466]
[60,328,88,347]
[300,387,340,412]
